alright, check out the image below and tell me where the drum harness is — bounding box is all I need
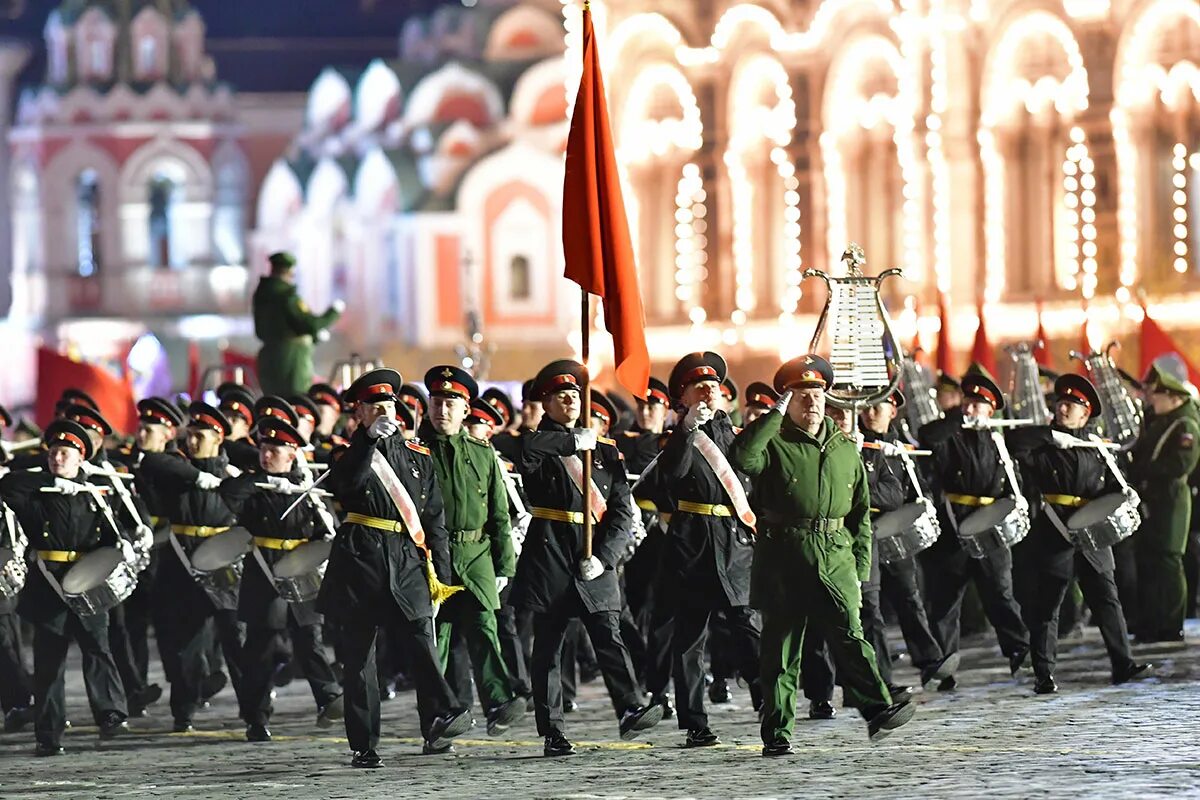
[171,464,242,577]
[35,479,126,602]
[1040,433,1140,544]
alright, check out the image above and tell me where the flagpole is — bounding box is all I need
[581,288,594,559]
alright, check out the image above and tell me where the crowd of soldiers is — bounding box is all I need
[0,342,1196,767]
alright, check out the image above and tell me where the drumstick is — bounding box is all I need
[40,485,112,495]
[860,441,933,456]
[25,467,135,480]
[257,483,332,499]
[279,469,333,520]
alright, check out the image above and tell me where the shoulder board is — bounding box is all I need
[465,435,492,447]
[319,441,333,451]
[332,434,349,446]
[501,459,515,472]
[118,446,134,455]
[733,426,743,434]
[405,440,431,456]
[622,431,639,438]
[598,436,616,447]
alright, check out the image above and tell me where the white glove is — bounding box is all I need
[495,576,509,595]
[961,415,986,431]
[572,427,597,452]
[119,538,136,565]
[316,329,331,343]
[774,391,794,415]
[368,416,399,439]
[266,475,295,493]
[194,472,222,491]
[135,524,154,551]
[1051,430,1077,449]
[682,401,713,431]
[53,477,82,496]
[878,440,905,458]
[331,299,347,314]
[578,555,604,581]
[79,460,101,476]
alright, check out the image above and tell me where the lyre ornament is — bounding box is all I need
[803,243,905,409]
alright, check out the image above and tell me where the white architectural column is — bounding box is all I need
[0,40,31,314]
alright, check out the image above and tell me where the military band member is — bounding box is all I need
[307,383,348,462]
[217,384,260,472]
[742,382,779,426]
[1008,375,1150,693]
[859,393,959,688]
[655,352,761,747]
[935,372,963,413]
[918,373,1031,686]
[1130,367,1200,642]
[317,369,472,767]
[0,403,35,734]
[399,383,429,431]
[729,355,913,755]
[420,366,525,741]
[219,416,344,740]
[288,394,321,448]
[511,359,662,757]
[137,402,245,732]
[1,420,132,756]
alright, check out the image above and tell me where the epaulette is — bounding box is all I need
[733,426,743,434]
[501,458,515,472]
[598,436,616,447]
[657,434,669,449]
[405,440,431,456]
[622,431,640,438]
[465,434,492,447]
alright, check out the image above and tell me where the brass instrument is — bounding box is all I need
[1005,342,1051,425]
[804,243,905,410]
[1069,342,1143,451]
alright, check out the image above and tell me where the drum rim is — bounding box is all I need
[192,531,253,571]
[1066,493,1131,528]
[273,540,332,578]
[875,503,932,536]
[61,548,125,594]
[959,497,1019,536]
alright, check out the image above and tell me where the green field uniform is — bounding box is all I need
[252,275,341,397]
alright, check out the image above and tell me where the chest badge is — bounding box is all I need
[411,467,420,479]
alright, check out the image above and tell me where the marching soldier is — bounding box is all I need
[742,382,779,425]
[918,373,1031,686]
[492,380,540,464]
[317,368,472,767]
[0,403,35,733]
[217,384,261,472]
[307,383,348,463]
[655,352,761,747]
[0,420,132,756]
[1130,367,1200,642]
[137,402,245,732]
[252,251,344,397]
[511,359,662,757]
[219,415,344,741]
[860,393,959,688]
[935,372,963,413]
[729,355,913,755]
[419,365,525,743]
[1008,375,1150,692]
[399,384,429,431]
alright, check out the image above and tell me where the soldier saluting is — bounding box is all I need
[317,368,472,767]
[510,359,662,757]
[729,355,914,756]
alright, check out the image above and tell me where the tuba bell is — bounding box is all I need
[1069,342,1143,451]
[1005,343,1051,425]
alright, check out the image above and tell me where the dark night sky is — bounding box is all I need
[4,0,464,92]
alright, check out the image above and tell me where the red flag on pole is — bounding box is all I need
[35,347,137,434]
[970,301,997,377]
[1140,304,1200,386]
[935,292,955,376]
[1033,303,1052,367]
[562,3,649,398]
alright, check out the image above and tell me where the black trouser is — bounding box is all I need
[643,590,675,696]
[339,612,460,751]
[241,620,341,726]
[619,598,647,689]
[672,603,760,730]
[108,605,146,698]
[920,538,1029,659]
[1027,549,1135,680]
[881,556,945,670]
[123,554,157,687]
[801,632,834,702]
[530,590,642,737]
[163,608,244,723]
[0,610,33,712]
[860,583,892,686]
[33,614,127,747]
[1112,537,1139,631]
[708,611,734,682]
[496,602,532,696]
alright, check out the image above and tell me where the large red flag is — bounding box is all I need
[35,347,137,434]
[971,301,997,377]
[935,292,955,376]
[562,4,649,397]
[1140,305,1200,386]
[1033,304,1052,367]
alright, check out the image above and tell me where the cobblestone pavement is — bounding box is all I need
[3,621,1200,799]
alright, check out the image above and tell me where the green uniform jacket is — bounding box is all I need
[728,412,873,609]
[252,276,341,397]
[1131,400,1200,549]
[424,426,516,610]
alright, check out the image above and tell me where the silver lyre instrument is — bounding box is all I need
[1062,433,1141,550]
[804,243,904,410]
[0,503,28,600]
[899,356,943,434]
[1070,342,1143,451]
[1006,342,1051,425]
[956,417,1031,557]
[869,442,941,564]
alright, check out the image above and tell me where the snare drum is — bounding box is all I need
[874,501,941,564]
[0,546,27,600]
[60,548,137,616]
[1065,492,1140,551]
[957,498,1030,558]
[271,540,332,603]
[190,528,252,598]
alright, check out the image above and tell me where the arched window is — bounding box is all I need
[137,36,157,78]
[509,255,531,300]
[76,170,101,277]
[148,170,181,268]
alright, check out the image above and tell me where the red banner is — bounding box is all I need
[35,348,137,434]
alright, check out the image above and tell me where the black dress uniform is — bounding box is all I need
[511,359,661,755]
[655,352,761,744]
[918,375,1031,681]
[137,403,245,729]
[1009,376,1147,692]
[0,420,130,755]
[217,386,261,472]
[219,418,342,739]
[317,369,470,766]
[0,403,35,732]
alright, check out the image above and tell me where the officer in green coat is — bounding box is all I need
[252,252,344,397]
[420,365,526,742]
[1131,366,1200,642]
[728,354,914,756]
